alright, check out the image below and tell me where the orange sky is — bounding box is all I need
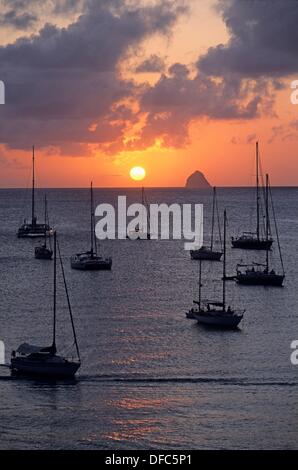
[0,0,298,187]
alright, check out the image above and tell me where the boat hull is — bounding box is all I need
[194,311,244,328]
[71,257,112,271]
[126,232,151,240]
[231,238,273,250]
[11,358,80,378]
[236,273,284,286]
[190,249,222,261]
[35,247,53,259]
[17,224,53,239]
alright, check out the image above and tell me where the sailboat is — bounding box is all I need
[190,187,223,261]
[17,146,53,238]
[235,174,285,287]
[34,195,53,260]
[127,187,151,240]
[71,182,112,270]
[231,142,273,250]
[11,232,81,378]
[186,210,245,328]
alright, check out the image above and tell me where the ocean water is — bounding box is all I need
[0,187,297,450]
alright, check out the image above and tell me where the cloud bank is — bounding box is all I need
[0,0,296,156]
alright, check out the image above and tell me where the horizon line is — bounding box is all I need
[0,185,298,190]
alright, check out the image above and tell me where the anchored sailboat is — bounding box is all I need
[71,182,112,270]
[190,187,223,261]
[127,187,151,240]
[186,210,245,328]
[11,232,81,378]
[235,174,285,287]
[34,195,53,260]
[231,142,273,250]
[17,146,53,238]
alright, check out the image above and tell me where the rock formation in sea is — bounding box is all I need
[185,170,211,189]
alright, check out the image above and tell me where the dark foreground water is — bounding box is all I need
[0,187,297,449]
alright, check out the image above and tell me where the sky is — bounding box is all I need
[0,0,298,188]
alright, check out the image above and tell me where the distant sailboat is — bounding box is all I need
[235,174,285,287]
[17,146,53,238]
[34,195,53,260]
[190,187,223,261]
[186,210,245,328]
[71,182,112,270]
[11,232,81,378]
[231,142,273,250]
[127,187,151,240]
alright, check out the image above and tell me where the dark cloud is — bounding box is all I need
[0,9,37,29]
[132,64,271,149]
[135,54,166,73]
[198,0,298,78]
[0,0,291,157]
[0,0,187,152]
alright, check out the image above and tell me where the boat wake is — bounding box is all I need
[78,374,298,387]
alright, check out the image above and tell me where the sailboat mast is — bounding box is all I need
[32,146,35,226]
[52,231,57,351]
[90,182,94,255]
[44,195,47,248]
[57,238,81,362]
[256,141,260,241]
[198,260,202,311]
[210,187,215,250]
[223,209,226,311]
[265,173,269,272]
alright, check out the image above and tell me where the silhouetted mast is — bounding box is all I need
[256,142,260,241]
[52,231,57,353]
[32,146,35,226]
[90,182,94,254]
[210,187,216,251]
[223,209,227,311]
[265,174,269,272]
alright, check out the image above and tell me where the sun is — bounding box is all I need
[130,166,146,181]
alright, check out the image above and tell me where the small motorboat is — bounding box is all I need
[11,232,81,378]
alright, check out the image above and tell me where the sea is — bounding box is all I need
[0,187,297,450]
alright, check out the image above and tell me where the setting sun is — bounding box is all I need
[130,166,146,181]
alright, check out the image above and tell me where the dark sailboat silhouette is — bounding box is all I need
[190,187,223,261]
[235,174,285,287]
[187,210,245,328]
[127,187,151,240]
[34,195,53,260]
[17,146,53,238]
[71,182,112,270]
[231,142,273,250]
[11,232,81,378]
